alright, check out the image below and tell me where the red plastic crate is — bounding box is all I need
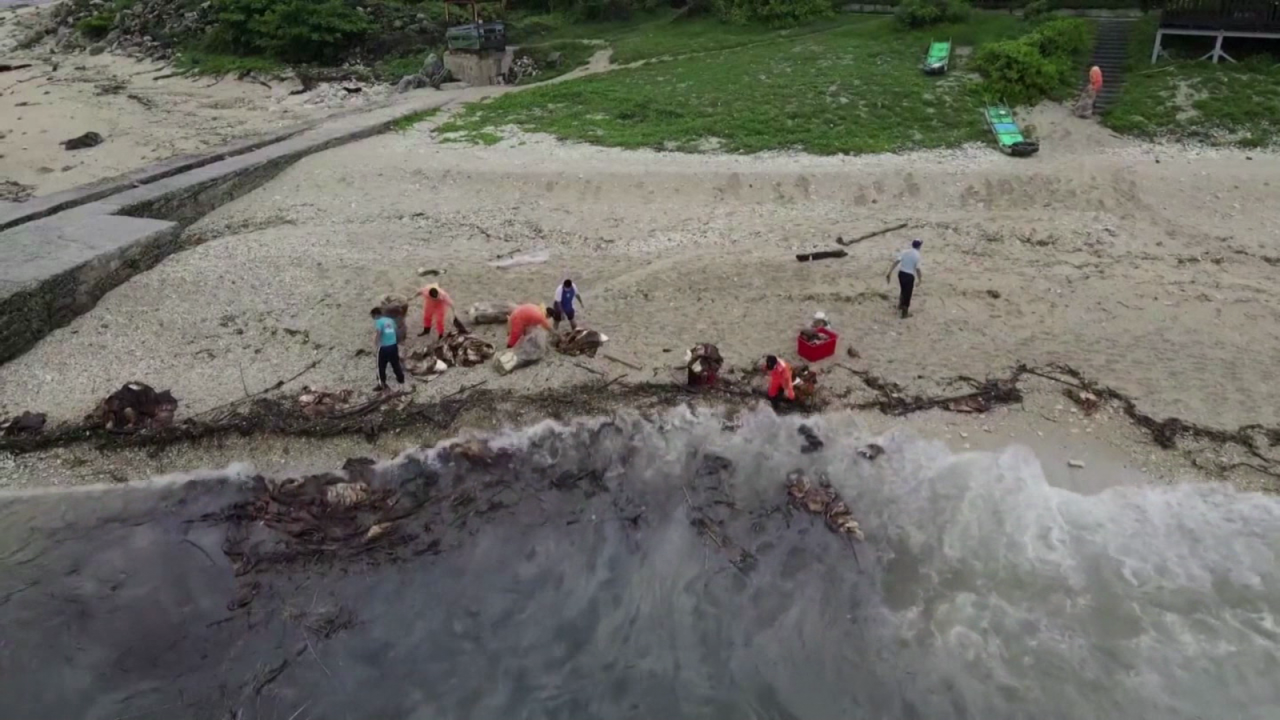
[797,327,838,363]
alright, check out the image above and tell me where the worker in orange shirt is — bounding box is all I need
[765,355,795,406]
[418,285,453,341]
[1089,65,1103,94]
[507,303,553,348]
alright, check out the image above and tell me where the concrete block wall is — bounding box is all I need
[0,214,181,364]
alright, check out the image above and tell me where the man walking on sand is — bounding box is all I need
[418,284,453,342]
[886,239,924,319]
[552,278,585,331]
[372,307,406,392]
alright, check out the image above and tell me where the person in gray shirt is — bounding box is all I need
[885,239,924,318]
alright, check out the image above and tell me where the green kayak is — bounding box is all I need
[923,39,951,75]
[984,104,1040,157]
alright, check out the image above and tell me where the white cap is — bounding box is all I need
[813,311,827,322]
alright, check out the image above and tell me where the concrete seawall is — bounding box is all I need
[0,92,463,365]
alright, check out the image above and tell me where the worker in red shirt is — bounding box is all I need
[418,285,453,342]
[765,355,795,405]
[507,303,553,348]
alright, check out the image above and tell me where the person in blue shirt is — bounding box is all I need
[371,307,406,392]
[552,279,585,331]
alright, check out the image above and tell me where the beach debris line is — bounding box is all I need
[1063,387,1101,415]
[88,382,177,430]
[61,131,103,150]
[297,387,355,417]
[785,469,864,540]
[795,249,848,262]
[0,412,46,437]
[839,364,1022,416]
[834,222,910,247]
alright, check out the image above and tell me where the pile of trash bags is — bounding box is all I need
[405,331,496,376]
[554,328,608,358]
[493,326,550,375]
[685,343,723,386]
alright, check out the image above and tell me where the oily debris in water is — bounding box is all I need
[213,468,410,576]
[785,469,864,541]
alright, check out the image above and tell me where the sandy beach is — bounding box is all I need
[0,3,400,198]
[2,97,1279,490]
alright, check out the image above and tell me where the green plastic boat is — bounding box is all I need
[984,104,1040,157]
[923,39,951,75]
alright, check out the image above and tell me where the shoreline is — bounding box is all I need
[0,372,1254,494]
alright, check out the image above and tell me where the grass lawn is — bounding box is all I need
[391,107,443,131]
[438,13,1030,154]
[173,50,284,77]
[1103,16,1280,147]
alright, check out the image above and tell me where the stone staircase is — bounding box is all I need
[1088,19,1136,114]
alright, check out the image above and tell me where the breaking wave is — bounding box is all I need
[2,408,1279,720]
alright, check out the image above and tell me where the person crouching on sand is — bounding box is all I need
[371,307,406,392]
[764,355,795,408]
[508,303,553,348]
[418,284,453,342]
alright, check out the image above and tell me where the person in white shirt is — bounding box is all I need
[885,239,924,319]
[552,279,585,331]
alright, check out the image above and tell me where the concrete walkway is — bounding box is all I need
[0,86,490,363]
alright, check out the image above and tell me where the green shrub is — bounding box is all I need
[973,17,1091,104]
[1028,17,1090,57]
[1021,0,1051,23]
[507,13,565,41]
[76,13,116,40]
[211,0,372,63]
[715,0,836,25]
[894,0,969,29]
[568,0,637,21]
